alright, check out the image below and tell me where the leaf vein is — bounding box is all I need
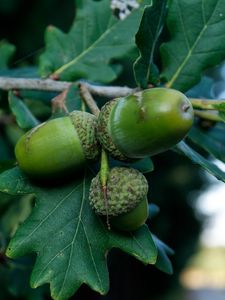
[13,183,83,251]
[57,177,87,298]
[81,220,104,292]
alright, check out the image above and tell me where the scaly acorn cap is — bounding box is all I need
[96,99,128,161]
[69,111,99,160]
[89,167,148,217]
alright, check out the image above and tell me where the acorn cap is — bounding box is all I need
[96,100,128,161]
[69,111,99,160]
[89,167,148,217]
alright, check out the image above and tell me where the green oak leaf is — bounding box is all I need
[160,0,225,92]
[134,0,167,88]
[188,126,225,163]
[215,104,225,122]
[0,167,157,300]
[0,40,15,69]
[174,141,225,182]
[152,235,174,275]
[9,92,40,130]
[214,102,225,112]
[39,0,149,83]
[218,111,225,122]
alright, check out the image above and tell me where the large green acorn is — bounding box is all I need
[89,167,149,231]
[15,111,99,179]
[97,88,194,159]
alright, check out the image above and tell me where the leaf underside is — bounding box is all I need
[160,0,225,92]
[0,168,157,300]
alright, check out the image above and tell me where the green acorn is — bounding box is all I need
[97,88,194,160]
[89,167,149,231]
[15,111,99,179]
[110,198,149,231]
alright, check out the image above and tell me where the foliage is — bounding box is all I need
[0,0,225,299]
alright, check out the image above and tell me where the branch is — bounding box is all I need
[84,82,137,98]
[2,77,225,110]
[0,77,71,92]
[0,77,135,98]
[79,84,100,117]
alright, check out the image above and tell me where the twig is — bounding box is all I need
[0,77,135,98]
[51,90,69,114]
[79,83,100,117]
[84,82,136,98]
[0,77,70,92]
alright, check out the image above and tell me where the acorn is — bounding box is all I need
[97,88,194,160]
[15,111,99,179]
[89,167,149,231]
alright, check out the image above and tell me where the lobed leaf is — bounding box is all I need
[39,0,149,83]
[160,0,225,92]
[0,167,157,300]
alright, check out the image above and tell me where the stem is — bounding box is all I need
[78,83,111,229]
[81,101,86,112]
[194,110,222,122]
[190,98,225,110]
[79,83,100,117]
[0,77,135,98]
[100,149,110,230]
[100,149,110,189]
[51,90,69,114]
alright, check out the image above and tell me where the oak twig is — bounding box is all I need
[79,83,100,117]
[0,77,135,98]
[51,90,69,114]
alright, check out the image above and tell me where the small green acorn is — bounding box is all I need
[15,111,99,179]
[89,167,149,231]
[97,88,194,160]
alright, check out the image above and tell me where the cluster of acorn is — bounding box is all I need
[15,88,194,231]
